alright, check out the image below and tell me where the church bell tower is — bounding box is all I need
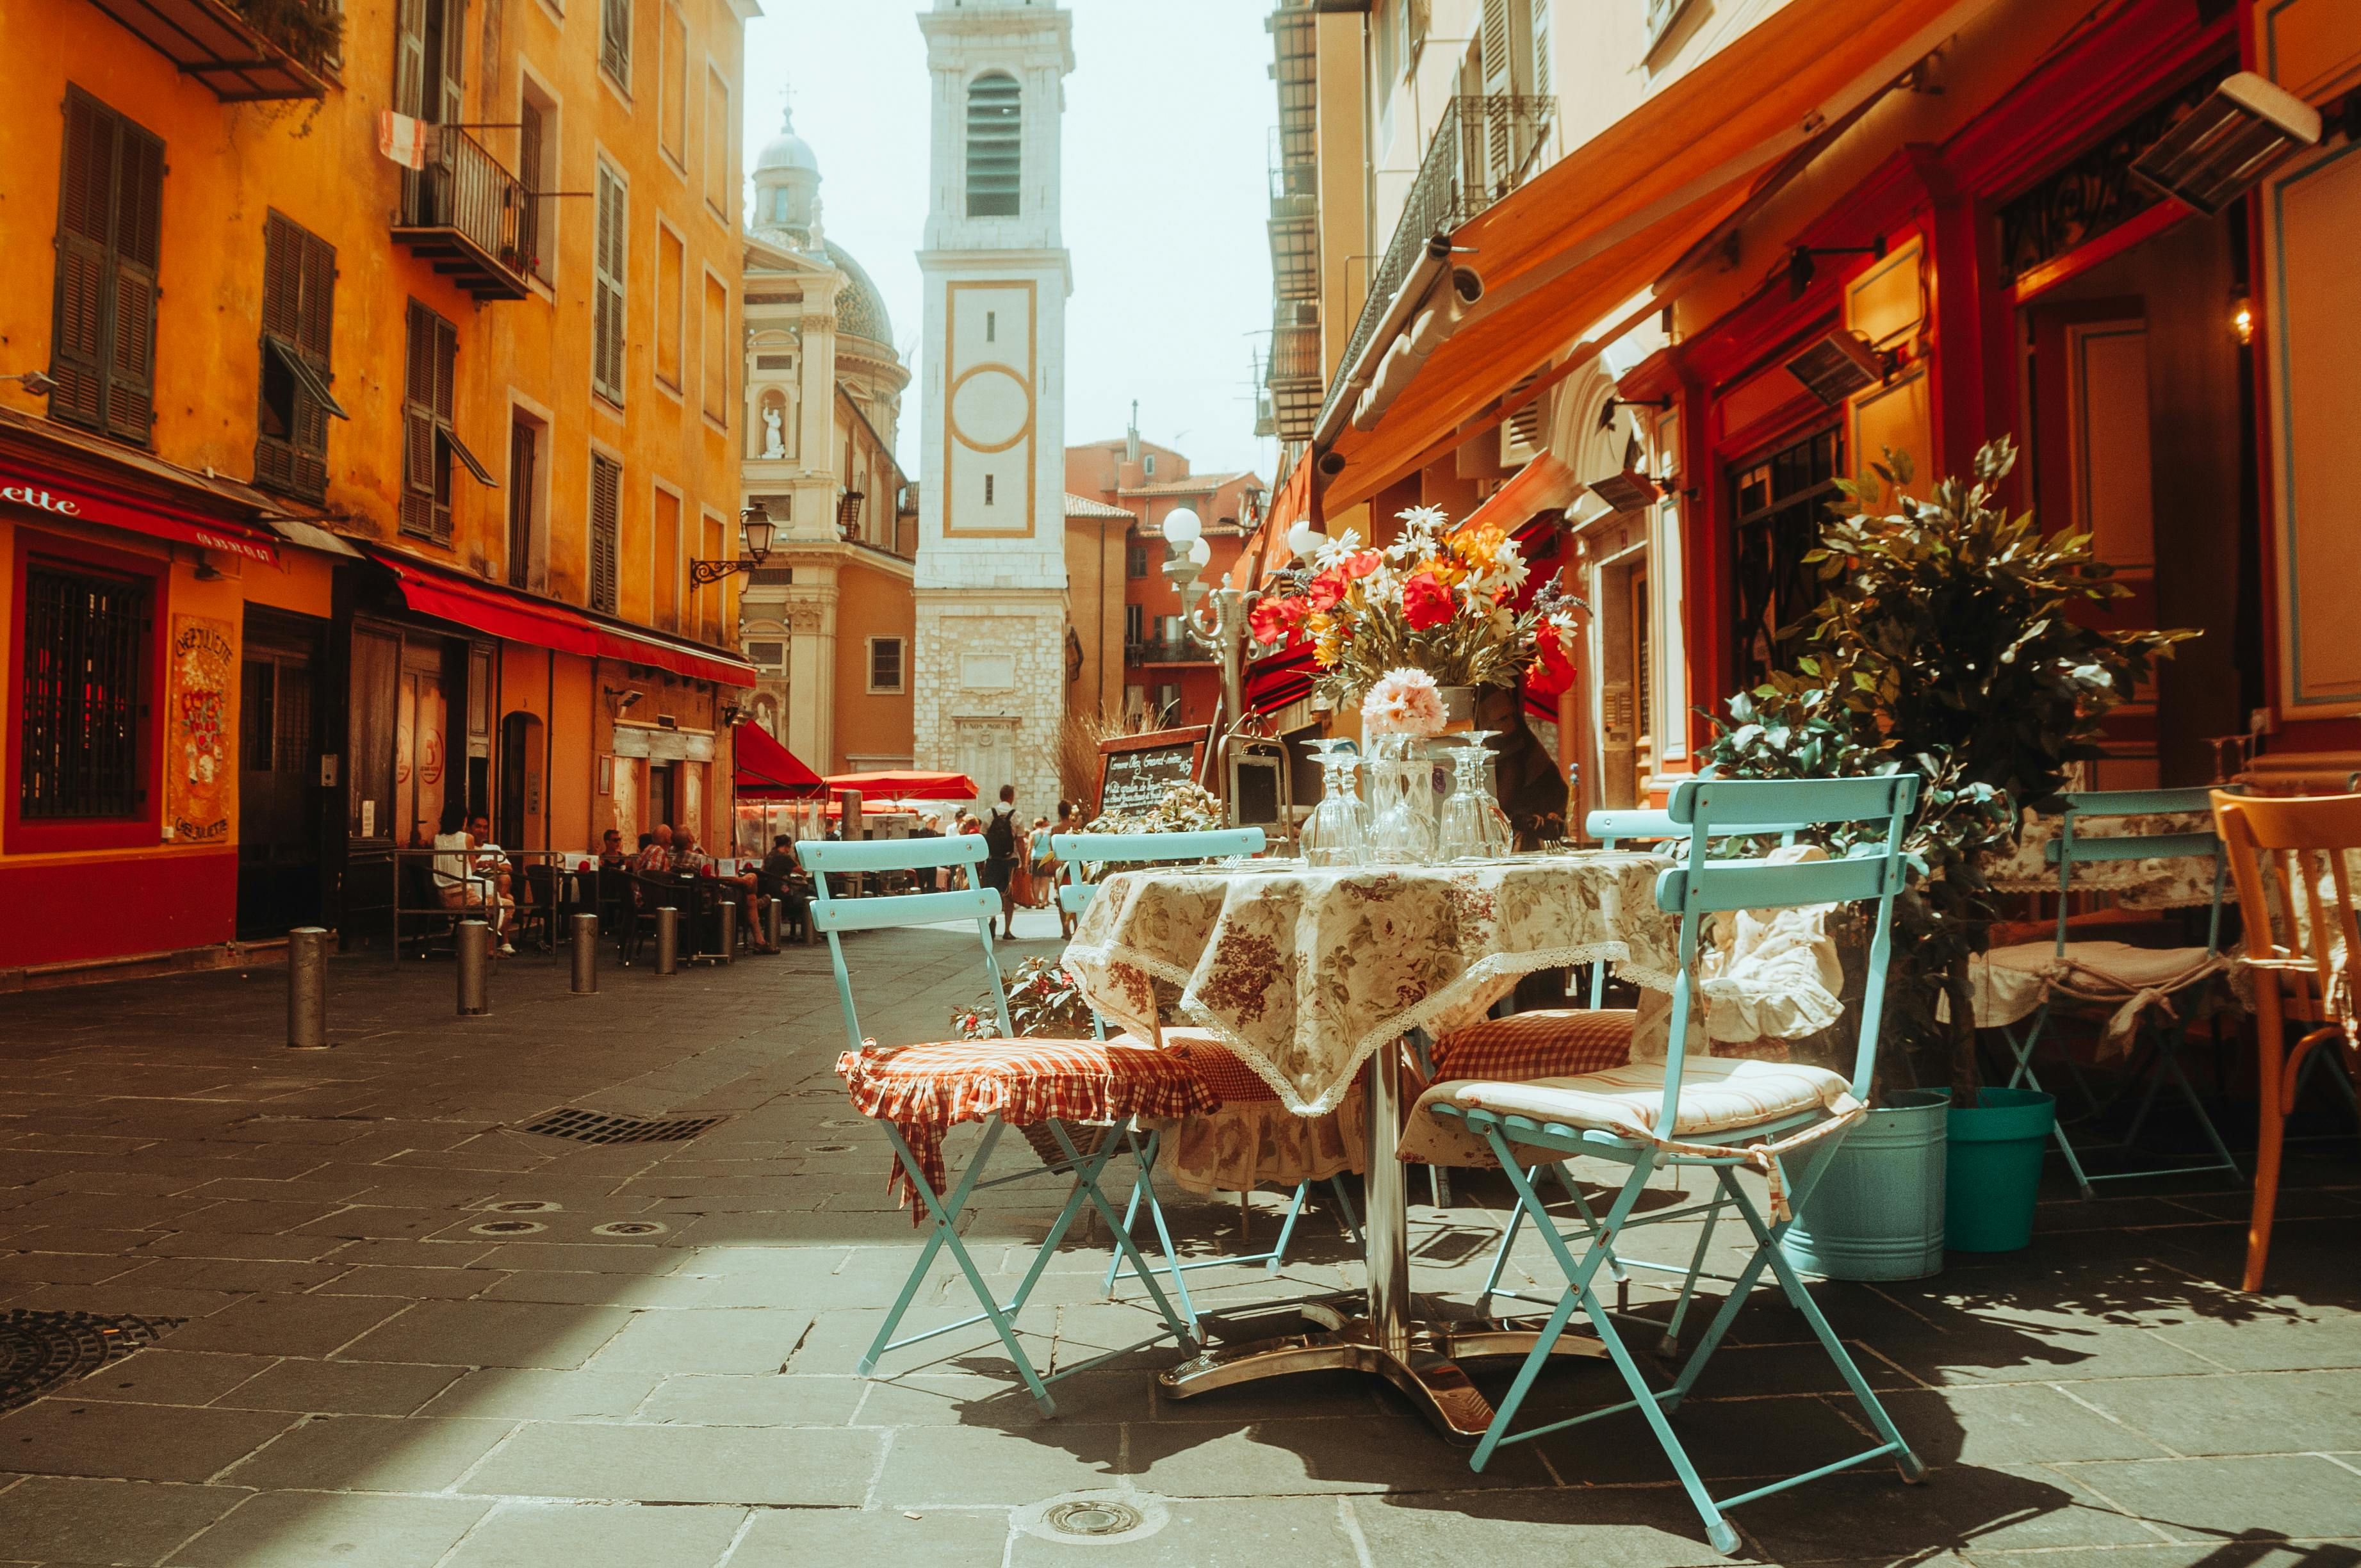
[911,0,1074,808]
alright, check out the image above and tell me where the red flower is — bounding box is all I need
[1526,625,1578,699]
[1249,594,1308,643]
[1341,550,1382,579]
[1306,568,1349,612]
[1400,571,1457,632]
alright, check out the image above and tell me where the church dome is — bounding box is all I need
[825,241,894,348]
[755,108,819,176]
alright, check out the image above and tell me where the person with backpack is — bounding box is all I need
[982,784,1020,939]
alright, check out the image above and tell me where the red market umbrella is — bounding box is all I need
[824,770,977,800]
[735,723,826,799]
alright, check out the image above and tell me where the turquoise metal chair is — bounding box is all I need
[799,831,1199,1414]
[1475,804,1809,1353]
[1981,786,2240,1198]
[1428,774,1923,1555]
[1051,828,1364,1304]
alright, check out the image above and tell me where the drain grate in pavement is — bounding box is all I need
[517,1109,728,1145]
[590,1220,668,1237]
[1015,1490,1167,1546]
[1,1310,182,1416]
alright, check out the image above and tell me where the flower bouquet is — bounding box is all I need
[1250,503,1583,711]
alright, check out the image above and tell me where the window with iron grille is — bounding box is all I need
[868,637,904,694]
[601,0,632,89]
[254,211,341,503]
[965,73,1021,218]
[1729,424,1843,692]
[18,564,149,821]
[589,452,621,614]
[49,89,163,444]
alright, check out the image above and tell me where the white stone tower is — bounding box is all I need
[912,0,1074,809]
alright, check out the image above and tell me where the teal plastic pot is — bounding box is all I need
[1944,1087,2056,1253]
[1782,1090,1949,1280]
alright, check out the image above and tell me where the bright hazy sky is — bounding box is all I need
[740,0,1280,485]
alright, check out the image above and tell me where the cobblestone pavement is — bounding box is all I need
[1,915,2357,1567]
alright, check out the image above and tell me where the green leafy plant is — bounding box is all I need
[234,0,343,70]
[1704,439,2194,1100]
[951,956,1097,1041]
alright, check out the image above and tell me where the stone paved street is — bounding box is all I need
[1,921,2357,1567]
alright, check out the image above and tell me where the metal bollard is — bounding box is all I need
[716,902,735,965]
[286,926,330,1049]
[655,906,679,974]
[456,920,492,1015]
[569,912,600,994]
[765,895,784,949]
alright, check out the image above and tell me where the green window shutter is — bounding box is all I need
[400,300,440,538]
[589,453,621,614]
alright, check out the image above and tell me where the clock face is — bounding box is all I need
[950,364,1033,453]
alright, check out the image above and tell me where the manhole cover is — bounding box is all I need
[1015,1490,1167,1548]
[1,1310,182,1416]
[517,1109,728,1145]
[590,1221,667,1237]
[468,1219,547,1236]
[485,1200,560,1214]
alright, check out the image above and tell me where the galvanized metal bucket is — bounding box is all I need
[1780,1090,1949,1280]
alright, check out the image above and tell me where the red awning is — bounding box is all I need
[1457,452,1580,539]
[0,457,281,566]
[734,722,825,799]
[1246,633,1319,715]
[368,548,760,687]
[824,769,977,800]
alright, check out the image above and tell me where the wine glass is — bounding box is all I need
[1437,732,1514,861]
[1300,740,1370,868]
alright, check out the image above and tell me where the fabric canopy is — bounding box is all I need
[0,456,282,566]
[825,769,977,800]
[369,548,760,687]
[733,721,824,799]
[1317,0,1989,514]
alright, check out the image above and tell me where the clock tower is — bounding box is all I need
[911,0,1074,808]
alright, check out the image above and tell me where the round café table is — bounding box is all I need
[1063,850,1679,1440]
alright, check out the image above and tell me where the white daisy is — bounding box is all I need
[1314,528,1365,571]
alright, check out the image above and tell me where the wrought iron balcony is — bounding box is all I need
[392,127,533,302]
[1267,316,1325,444]
[1125,637,1214,667]
[1315,94,1556,437]
[83,0,338,101]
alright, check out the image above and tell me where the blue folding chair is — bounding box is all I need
[1427,774,1923,1555]
[799,831,1199,1415]
[1052,829,1363,1307]
[1473,804,1810,1353]
[1977,787,2241,1198]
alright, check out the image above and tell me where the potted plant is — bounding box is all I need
[1706,439,2193,1270]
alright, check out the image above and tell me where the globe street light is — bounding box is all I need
[1161,507,1257,730]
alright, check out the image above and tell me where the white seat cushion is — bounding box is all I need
[1984,940,2217,993]
[1448,1056,1858,1143]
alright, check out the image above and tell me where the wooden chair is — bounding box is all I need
[2210,788,2361,1292]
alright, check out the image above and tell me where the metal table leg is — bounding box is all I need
[1158,1038,1603,1441]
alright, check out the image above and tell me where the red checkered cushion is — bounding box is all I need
[838,1036,1218,1222]
[1432,1009,1637,1083]
[1171,1035,1287,1104]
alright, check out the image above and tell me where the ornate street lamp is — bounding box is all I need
[1161,507,1258,728]
[689,504,778,587]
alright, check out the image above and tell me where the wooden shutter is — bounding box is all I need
[589,454,621,614]
[1528,0,1550,100]
[256,213,338,500]
[593,165,625,403]
[437,0,466,125]
[50,94,115,429]
[429,312,457,541]
[106,126,163,441]
[50,92,163,443]
[394,0,429,116]
[400,301,439,537]
[516,98,544,277]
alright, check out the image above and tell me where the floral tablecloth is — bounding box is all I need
[1062,853,1680,1116]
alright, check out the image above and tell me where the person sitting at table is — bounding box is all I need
[679,827,773,952]
[598,829,630,871]
[635,824,674,875]
[468,813,535,951]
[760,834,812,940]
[431,806,516,955]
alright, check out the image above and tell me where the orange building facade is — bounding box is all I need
[1,0,756,979]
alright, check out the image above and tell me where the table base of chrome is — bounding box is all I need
[1156,1038,1604,1442]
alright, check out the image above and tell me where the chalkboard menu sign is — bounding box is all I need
[1095,726,1209,817]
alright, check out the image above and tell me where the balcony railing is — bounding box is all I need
[1126,637,1214,667]
[393,127,533,302]
[1267,316,1325,444]
[1314,94,1556,439]
[83,0,338,101]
